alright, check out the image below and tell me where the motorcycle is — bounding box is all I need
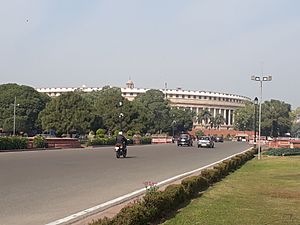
[115,143,127,158]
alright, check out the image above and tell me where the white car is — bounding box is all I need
[197,136,214,148]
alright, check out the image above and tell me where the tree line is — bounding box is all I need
[0,84,194,136]
[0,83,299,137]
[234,100,300,137]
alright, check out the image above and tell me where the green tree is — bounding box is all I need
[261,100,292,137]
[234,99,293,136]
[83,87,138,133]
[213,113,225,129]
[290,107,300,123]
[209,113,225,129]
[291,122,300,138]
[0,83,50,135]
[133,89,171,134]
[291,107,300,137]
[234,102,255,131]
[39,92,94,135]
[197,109,212,127]
[170,108,194,134]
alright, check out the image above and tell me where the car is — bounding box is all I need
[215,136,224,142]
[197,136,214,148]
[177,133,193,146]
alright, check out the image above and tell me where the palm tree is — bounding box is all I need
[197,109,212,128]
[214,113,225,129]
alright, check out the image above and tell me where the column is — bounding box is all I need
[207,108,211,124]
[196,107,199,124]
[228,109,231,126]
[223,109,227,125]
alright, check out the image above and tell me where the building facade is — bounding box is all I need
[36,80,250,129]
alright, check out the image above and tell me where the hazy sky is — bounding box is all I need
[1,0,299,108]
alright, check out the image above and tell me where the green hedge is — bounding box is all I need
[87,137,116,146]
[140,137,152,145]
[265,148,300,156]
[0,136,28,150]
[181,176,209,198]
[90,148,257,225]
[87,137,152,146]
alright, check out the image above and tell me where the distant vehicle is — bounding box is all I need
[215,136,224,142]
[237,136,247,142]
[197,136,214,148]
[177,133,193,146]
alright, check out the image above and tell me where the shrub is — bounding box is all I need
[181,176,208,198]
[33,135,47,148]
[142,184,186,221]
[143,191,167,220]
[140,137,152,144]
[96,129,106,138]
[90,217,112,225]
[266,148,300,156]
[201,169,219,184]
[214,162,229,177]
[209,168,222,183]
[111,201,148,225]
[126,130,134,137]
[213,164,226,179]
[223,159,234,172]
[232,156,242,168]
[0,136,28,150]
[113,130,120,137]
[163,184,186,211]
[87,137,116,146]
[195,130,204,137]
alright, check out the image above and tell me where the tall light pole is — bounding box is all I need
[253,97,258,145]
[118,101,123,132]
[172,120,176,138]
[164,82,168,100]
[251,75,272,159]
[13,96,17,136]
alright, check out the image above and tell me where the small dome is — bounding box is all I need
[126,79,134,89]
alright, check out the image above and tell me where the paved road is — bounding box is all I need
[0,141,250,225]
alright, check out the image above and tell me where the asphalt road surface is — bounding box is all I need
[0,141,250,225]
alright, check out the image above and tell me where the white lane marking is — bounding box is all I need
[45,147,252,225]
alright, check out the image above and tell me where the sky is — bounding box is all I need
[1,0,299,108]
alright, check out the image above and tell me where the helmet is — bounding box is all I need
[118,131,123,135]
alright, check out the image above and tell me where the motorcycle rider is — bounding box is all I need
[116,131,128,153]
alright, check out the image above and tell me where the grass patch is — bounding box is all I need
[162,156,300,225]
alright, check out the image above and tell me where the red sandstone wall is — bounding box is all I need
[28,138,81,149]
[191,129,254,137]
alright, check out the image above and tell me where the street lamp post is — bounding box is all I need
[118,101,123,132]
[251,75,272,159]
[172,120,176,138]
[119,113,124,131]
[13,96,19,136]
[254,97,258,145]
